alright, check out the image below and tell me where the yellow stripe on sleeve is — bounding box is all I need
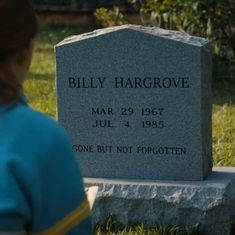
[32,199,90,235]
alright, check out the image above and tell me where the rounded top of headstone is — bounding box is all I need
[56,24,210,48]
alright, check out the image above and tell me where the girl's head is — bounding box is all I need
[0,0,38,104]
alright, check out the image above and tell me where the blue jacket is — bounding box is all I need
[0,97,92,234]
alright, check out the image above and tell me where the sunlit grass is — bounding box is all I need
[213,104,235,166]
[212,80,235,166]
[24,78,55,117]
[95,219,201,235]
[96,227,200,235]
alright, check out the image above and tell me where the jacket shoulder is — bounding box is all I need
[1,103,71,157]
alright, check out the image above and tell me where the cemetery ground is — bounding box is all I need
[24,25,235,235]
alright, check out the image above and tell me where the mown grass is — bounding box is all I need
[96,227,200,235]
[94,218,202,235]
[212,80,235,166]
[23,25,235,235]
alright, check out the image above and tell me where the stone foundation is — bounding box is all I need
[85,167,235,235]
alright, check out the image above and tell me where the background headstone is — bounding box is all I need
[56,25,212,180]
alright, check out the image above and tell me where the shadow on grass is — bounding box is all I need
[213,80,235,106]
[26,72,55,81]
[37,24,96,45]
[212,60,235,105]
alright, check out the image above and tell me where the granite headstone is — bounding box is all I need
[55,25,212,180]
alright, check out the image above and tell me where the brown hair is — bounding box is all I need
[0,0,38,104]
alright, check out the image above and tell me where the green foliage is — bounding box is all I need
[134,0,235,62]
[95,0,235,63]
[94,7,127,27]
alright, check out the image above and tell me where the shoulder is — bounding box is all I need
[0,102,76,177]
[13,103,61,131]
[5,102,71,152]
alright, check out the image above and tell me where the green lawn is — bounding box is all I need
[23,25,235,235]
[213,80,235,166]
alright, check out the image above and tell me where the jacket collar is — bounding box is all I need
[0,93,28,112]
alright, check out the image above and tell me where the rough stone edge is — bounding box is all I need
[200,41,213,179]
[56,24,209,48]
[85,167,235,235]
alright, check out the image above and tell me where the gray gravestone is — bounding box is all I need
[56,25,212,181]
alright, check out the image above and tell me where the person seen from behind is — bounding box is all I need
[0,0,92,234]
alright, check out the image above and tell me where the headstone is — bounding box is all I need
[55,25,212,181]
[56,25,235,235]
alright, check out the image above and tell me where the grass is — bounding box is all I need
[96,227,200,235]
[212,80,235,166]
[23,25,235,235]
[95,218,201,235]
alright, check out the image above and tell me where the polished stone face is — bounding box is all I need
[56,25,212,180]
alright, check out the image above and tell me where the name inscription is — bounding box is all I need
[68,76,190,89]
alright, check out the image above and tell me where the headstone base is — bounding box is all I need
[85,167,235,235]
